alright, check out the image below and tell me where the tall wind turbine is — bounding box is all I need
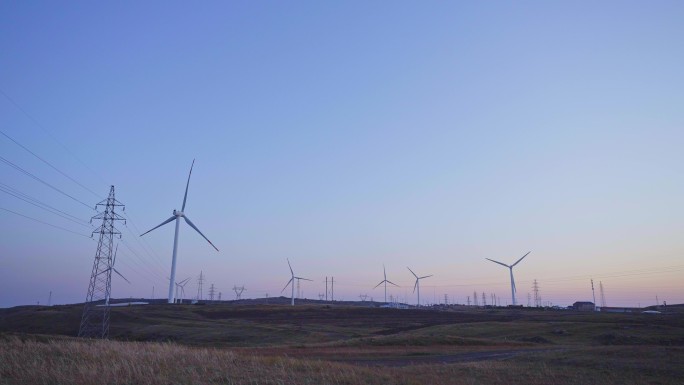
[485,251,531,306]
[407,267,432,307]
[140,160,219,304]
[281,259,311,306]
[373,265,398,303]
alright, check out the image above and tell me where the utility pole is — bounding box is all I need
[218,292,222,301]
[48,291,52,307]
[331,276,334,302]
[78,186,125,339]
[527,293,531,307]
[197,271,205,301]
[444,294,448,305]
[152,286,155,300]
[533,279,541,307]
[208,283,216,301]
[473,291,479,306]
[359,294,368,301]
[482,292,486,306]
[591,279,596,308]
[325,276,328,301]
[467,296,471,306]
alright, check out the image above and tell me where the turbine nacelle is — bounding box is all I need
[173,210,185,217]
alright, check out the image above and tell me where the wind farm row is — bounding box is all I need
[137,160,538,308]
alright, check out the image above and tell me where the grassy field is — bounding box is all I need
[1,302,683,384]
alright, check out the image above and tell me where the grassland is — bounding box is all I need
[1,302,683,384]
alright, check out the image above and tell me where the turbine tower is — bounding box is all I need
[407,267,432,307]
[140,160,219,304]
[485,251,531,306]
[281,259,311,306]
[373,265,398,303]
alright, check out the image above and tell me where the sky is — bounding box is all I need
[1,1,683,308]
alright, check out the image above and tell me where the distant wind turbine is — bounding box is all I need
[373,265,399,303]
[407,267,432,307]
[485,251,531,306]
[140,160,219,304]
[174,277,191,304]
[281,259,312,306]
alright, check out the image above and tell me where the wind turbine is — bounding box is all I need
[407,267,432,307]
[485,251,531,306]
[373,265,398,303]
[281,259,312,306]
[174,277,191,304]
[140,160,219,304]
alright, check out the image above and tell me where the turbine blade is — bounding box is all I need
[298,277,313,282]
[373,280,385,289]
[420,275,433,279]
[140,215,176,236]
[179,277,191,285]
[485,258,509,268]
[511,273,517,294]
[183,216,219,251]
[181,159,195,212]
[386,280,399,287]
[407,267,418,279]
[511,251,531,267]
[383,264,387,280]
[112,267,130,284]
[112,244,118,266]
[413,279,418,293]
[281,278,294,293]
[287,258,294,276]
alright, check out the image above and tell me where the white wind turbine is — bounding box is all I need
[141,160,219,304]
[373,265,399,304]
[174,277,191,304]
[485,251,531,306]
[281,259,312,306]
[407,267,432,307]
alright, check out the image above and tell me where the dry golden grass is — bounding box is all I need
[2,336,681,385]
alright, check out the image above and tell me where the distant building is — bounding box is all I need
[572,301,595,311]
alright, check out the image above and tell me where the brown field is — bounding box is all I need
[1,302,683,384]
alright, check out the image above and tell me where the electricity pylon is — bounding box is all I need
[233,285,245,300]
[78,186,125,338]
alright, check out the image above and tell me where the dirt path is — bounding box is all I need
[336,348,562,367]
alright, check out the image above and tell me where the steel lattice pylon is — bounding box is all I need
[78,186,125,338]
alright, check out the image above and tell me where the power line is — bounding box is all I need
[120,213,168,272]
[119,223,169,274]
[0,129,102,198]
[117,238,168,283]
[0,206,91,238]
[0,155,94,210]
[0,183,92,228]
[0,87,107,186]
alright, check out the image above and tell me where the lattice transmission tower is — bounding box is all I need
[78,186,125,338]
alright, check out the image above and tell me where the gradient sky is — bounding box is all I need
[1,1,683,308]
